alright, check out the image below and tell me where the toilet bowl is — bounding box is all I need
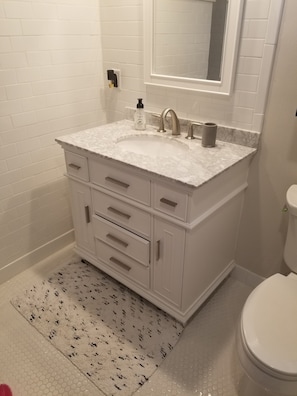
[238,185,297,396]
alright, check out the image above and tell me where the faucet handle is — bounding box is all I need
[157,108,169,133]
[186,121,203,140]
[157,125,166,133]
[150,113,166,132]
[186,123,194,140]
[157,109,169,133]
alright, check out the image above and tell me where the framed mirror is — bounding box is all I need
[144,0,244,95]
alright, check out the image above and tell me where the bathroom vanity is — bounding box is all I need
[56,120,256,324]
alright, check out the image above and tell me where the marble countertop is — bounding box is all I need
[56,120,256,188]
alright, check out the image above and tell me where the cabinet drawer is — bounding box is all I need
[92,190,151,238]
[93,216,150,266]
[95,239,150,289]
[153,183,188,221]
[89,159,150,205]
[65,151,89,181]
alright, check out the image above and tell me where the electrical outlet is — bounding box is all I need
[113,69,121,90]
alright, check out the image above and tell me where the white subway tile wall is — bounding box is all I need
[100,0,282,132]
[0,0,106,269]
[0,0,283,273]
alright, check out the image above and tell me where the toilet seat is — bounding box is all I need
[241,273,297,378]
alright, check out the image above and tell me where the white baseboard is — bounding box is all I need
[231,264,265,288]
[0,230,74,285]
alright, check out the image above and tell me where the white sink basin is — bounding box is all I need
[116,134,189,157]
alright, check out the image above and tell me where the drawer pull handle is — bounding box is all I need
[68,163,81,171]
[160,197,178,208]
[156,240,161,261]
[106,233,129,248]
[110,256,131,272]
[107,206,131,220]
[85,205,91,223]
[105,176,130,189]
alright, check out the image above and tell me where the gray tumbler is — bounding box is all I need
[202,123,217,147]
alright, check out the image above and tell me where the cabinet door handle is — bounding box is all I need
[68,163,81,171]
[107,206,131,220]
[106,233,129,248]
[156,240,161,261]
[105,176,130,189]
[85,205,91,223]
[110,256,131,271]
[160,197,178,208]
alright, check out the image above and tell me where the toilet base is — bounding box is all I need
[237,326,297,396]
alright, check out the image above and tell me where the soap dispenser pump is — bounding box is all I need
[134,98,146,131]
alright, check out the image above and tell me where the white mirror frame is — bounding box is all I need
[144,0,244,96]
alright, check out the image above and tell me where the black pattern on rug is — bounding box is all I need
[11,258,184,395]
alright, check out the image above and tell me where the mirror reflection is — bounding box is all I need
[153,0,228,82]
[145,0,244,94]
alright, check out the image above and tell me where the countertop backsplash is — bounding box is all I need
[125,108,260,149]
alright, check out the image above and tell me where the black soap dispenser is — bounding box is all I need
[134,98,146,130]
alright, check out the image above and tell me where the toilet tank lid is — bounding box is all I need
[286,185,297,216]
[242,274,297,376]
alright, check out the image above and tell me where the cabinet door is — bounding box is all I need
[153,218,185,307]
[69,180,95,254]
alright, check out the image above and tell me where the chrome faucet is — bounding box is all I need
[158,108,180,136]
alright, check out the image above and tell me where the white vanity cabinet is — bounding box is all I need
[68,180,95,254]
[62,146,251,324]
[153,218,185,307]
[65,151,95,254]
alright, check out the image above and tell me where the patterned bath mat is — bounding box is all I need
[11,258,183,395]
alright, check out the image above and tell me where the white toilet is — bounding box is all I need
[237,185,297,396]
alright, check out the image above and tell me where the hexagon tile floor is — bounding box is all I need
[0,246,253,396]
